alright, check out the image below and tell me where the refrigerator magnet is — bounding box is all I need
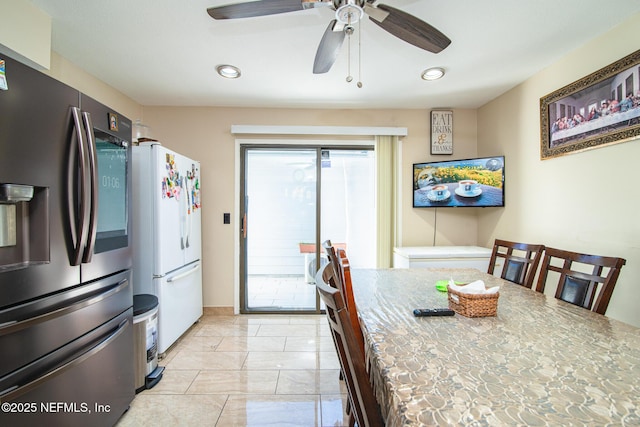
[0,60,8,90]
[109,113,118,131]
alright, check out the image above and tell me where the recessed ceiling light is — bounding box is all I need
[421,67,445,81]
[216,64,241,79]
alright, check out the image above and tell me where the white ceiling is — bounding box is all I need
[29,0,640,109]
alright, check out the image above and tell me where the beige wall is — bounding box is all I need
[0,0,51,70]
[399,109,480,247]
[141,107,480,310]
[478,13,640,327]
[43,52,142,121]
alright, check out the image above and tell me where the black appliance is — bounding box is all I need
[0,54,134,426]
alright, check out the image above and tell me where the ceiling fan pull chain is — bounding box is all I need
[346,33,352,82]
[357,18,362,88]
[346,17,353,83]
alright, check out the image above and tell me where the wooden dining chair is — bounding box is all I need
[317,260,355,422]
[315,264,384,427]
[535,247,626,314]
[487,239,545,288]
[322,241,366,355]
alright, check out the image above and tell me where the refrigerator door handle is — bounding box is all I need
[166,263,200,283]
[69,107,89,266]
[179,177,189,250]
[0,278,129,335]
[180,185,185,249]
[0,318,129,402]
[184,178,191,248]
[81,111,98,263]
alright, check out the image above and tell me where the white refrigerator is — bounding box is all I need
[132,142,203,354]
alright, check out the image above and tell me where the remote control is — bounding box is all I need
[413,308,455,317]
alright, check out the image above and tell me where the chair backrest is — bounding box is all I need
[336,248,365,355]
[322,240,343,287]
[315,264,384,427]
[487,239,545,288]
[535,247,626,314]
[322,241,366,355]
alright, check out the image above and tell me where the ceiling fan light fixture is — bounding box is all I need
[216,64,241,79]
[421,67,445,81]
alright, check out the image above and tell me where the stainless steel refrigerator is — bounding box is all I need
[0,54,134,426]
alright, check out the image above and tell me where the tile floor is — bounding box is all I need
[246,275,319,310]
[115,314,348,426]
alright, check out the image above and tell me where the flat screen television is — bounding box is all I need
[413,156,505,208]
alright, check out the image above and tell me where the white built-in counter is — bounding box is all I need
[393,246,494,270]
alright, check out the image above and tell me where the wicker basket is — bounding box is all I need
[447,285,499,317]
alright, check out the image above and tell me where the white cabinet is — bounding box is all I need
[393,246,494,270]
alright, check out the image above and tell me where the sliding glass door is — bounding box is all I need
[240,145,375,313]
[319,149,376,271]
[241,148,318,312]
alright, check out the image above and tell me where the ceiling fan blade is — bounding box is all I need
[207,0,304,19]
[313,20,346,74]
[368,4,451,53]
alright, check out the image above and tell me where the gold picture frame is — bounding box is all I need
[540,49,640,160]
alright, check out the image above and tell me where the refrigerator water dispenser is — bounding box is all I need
[0,184,49,271]
[0,204,16,247]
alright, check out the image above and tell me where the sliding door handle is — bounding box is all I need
[242,213,247,239]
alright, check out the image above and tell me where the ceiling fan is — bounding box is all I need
[207,0,451,74]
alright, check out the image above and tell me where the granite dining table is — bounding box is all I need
[350,268,640,426]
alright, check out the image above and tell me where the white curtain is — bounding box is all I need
[375,135,399,268]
